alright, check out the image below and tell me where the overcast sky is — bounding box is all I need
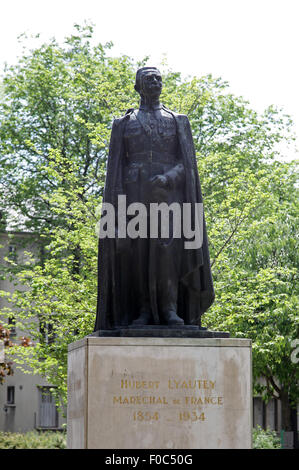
[1,0,298,158]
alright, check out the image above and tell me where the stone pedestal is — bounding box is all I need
[67,337,252,449]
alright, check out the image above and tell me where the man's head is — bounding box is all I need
[135,67,162,98]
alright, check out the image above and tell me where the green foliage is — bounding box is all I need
[0,431,66,449]
[0,23,298,426]
[252,426,281,449]
[204,159,299,411]
[0,23,137,232]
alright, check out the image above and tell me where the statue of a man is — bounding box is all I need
[94,67,214,332]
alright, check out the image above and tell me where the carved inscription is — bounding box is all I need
[112,377,224,423]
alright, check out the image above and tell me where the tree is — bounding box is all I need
[0,24,297,433]
[0,23,138,233]
[0,324,32,384]
[0,23,140,409]
[204,159,299,434]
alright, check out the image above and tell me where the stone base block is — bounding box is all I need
[91,326,230,338]
[67,337,252,449]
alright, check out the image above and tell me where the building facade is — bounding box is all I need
[0,231,65,432]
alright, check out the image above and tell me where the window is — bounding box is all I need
[7,386,15,404]
[8,316,16,336]
[253,397,265,428]
[8,245,17,262]
[38,387,58,428]
[39,322,55,344]
[253,396,279,431]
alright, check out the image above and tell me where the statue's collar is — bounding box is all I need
[139,103,162,111]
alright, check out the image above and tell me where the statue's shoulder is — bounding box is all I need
[161,105,189,123]
[162,106,192,137]
[112,109,135,127]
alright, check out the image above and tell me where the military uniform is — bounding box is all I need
[122,105,185,324]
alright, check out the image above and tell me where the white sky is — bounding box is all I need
[1,0,298,159]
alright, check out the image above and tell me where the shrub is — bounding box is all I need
[0,431,66,449]
[252,426,281,449]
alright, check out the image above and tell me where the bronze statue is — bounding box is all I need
[94,67,215,333]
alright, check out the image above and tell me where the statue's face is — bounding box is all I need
[140,70,162,97]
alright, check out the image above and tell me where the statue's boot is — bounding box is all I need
[163,310,184,326]
[131,310,152,326]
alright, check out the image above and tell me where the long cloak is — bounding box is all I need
[94,107,215,331]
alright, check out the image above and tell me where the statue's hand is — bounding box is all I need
[150,174,169,202]
[150,174,168,188]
